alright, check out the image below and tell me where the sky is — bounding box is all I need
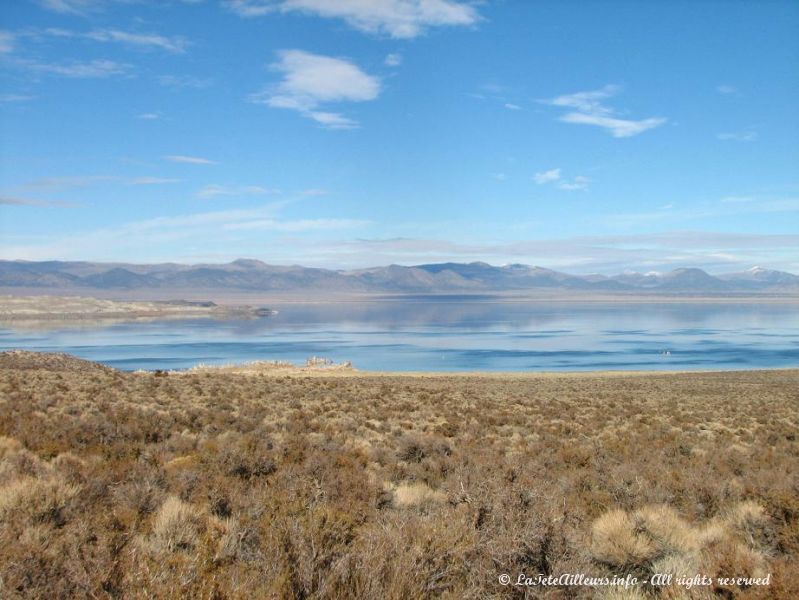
[0,0,798,274]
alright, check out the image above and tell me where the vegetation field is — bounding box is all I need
[0,351,797,599]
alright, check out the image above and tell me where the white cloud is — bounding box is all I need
[197,184,281,198]
[557,176,590,192]
[716,84,737,95]
[223,218,368,232]
[504,103,521,110]
[163,155,217,165]
[559,112,666,138]
[491,173,507,181]
[25,175,117,189]
[19,58,130,78]
[287,231,799,273]
[43,27,74,37]
[23,175,180,189]
[306,111,358,129]
[85,29,188,53]
[38,27,187,53]
[36,0,99,15]
[127,177,181,185]
[546,85,667,138]
[0,195,75,207]
[249,49,380,129]
[137,112,161,120]
[549,85,619,114]
[225,0,479,38]
[717,130,758,142]
[384,52,403,67]
[605,197,799,227]
[158,74,212,89]
[533,168,561,184]
[534,168,589,191]
[0,201,368,261]
[0,94,35,102]
[0,31,14,54]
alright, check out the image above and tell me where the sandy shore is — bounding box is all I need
[186,358,799,379]
[0,294,274,322]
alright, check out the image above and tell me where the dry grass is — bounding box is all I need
[0,352,797,598]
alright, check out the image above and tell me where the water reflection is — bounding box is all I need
[1,301,797,372]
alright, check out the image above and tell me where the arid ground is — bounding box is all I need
[0,351,797,599]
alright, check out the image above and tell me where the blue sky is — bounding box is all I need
[1,0,797,273]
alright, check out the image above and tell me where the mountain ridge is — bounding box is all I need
[1,259,797,295]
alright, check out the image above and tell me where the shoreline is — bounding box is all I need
[2,288,798,306]
[0,294,275,323]
[179,364,799,378]
[2,350,796,378]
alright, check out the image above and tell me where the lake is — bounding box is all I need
[1,301,797,372]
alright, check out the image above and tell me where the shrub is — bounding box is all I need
[146,495,205,554]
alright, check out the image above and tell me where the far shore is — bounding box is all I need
[0,294,274,323]
[1,287,798,306]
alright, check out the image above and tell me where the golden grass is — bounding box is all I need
[0,355,797,598]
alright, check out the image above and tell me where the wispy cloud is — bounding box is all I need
[384,52,402,67]
[85,29,187,53]
[716,84,737,95]
[605,197,799,227]
[0,201,366,261]
[137,112,161,120]
[558,176,590,192]
[225,0,479,38]
[301,188,329,196]
[533,168,561,184]
[223,218,368,232]
[0,195,75,208]
[545,85,666,138]
[0,94,36,103]
[0,31,14,54]
[559,112,666,138]
[127,177,181,185]
[249,49,380,129]
[24,175,180,189]
[163,155,217,165]
[313,232,799,274]
[24,175,117,190]
[36,0,100,15]
[504,103,521,110]
[17,58,130,78]
[533,168,589,191]
[158,74,213,89]
[717,130,758,142]
[196,184,281,199]
[36,27,187,53]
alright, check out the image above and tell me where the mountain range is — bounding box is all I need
[1,260,797,295]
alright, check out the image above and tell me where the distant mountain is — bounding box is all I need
[0,259,797,295]
[653,267,731,291]
[718,266,799,288]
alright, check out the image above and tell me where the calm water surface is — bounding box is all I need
[1,301,797,372]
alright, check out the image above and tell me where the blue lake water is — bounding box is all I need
[1,301,798,372]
